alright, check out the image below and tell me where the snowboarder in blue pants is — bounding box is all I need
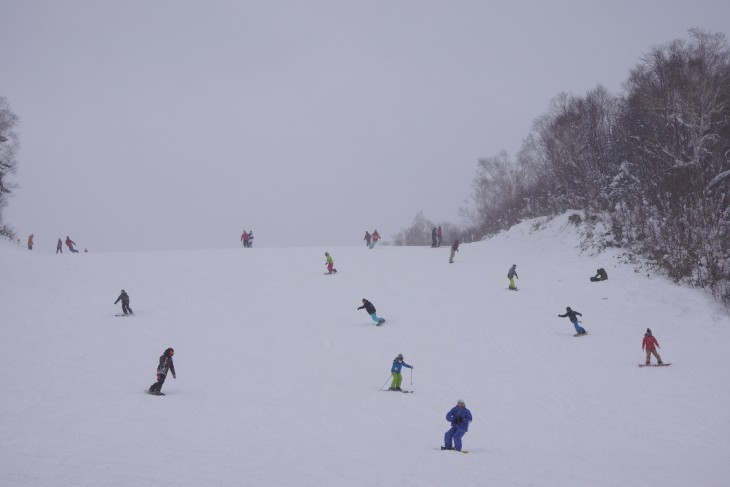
[558,306,586,335]
[358,298,385,325]
[442,399,472,451]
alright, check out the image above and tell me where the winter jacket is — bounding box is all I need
[56,238,62,250]
[358,300,376,315]
[364,232,371,242]
[241,232,249,241]
[326,254,334,265]
[507,265,518,279]
[114,291,130,305]
[595,268,608,280]
[391,359,412,373]
[642,335,660,351]
[371,231,380,241]
[451,240,459,251]
[66,238,76,248]
[157,353,176,377]
[446,406,473,431]
[558,309,582,323]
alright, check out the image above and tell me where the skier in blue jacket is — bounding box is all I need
[388,354,413,391]
[442,399,473,451]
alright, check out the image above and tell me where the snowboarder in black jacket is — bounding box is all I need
[114,290,133,315]
[558,307,586,335]
[149,348,176,395]
[590,268,608,282]
[358,298,385,325]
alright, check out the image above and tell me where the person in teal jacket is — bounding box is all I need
[388,354,413,391]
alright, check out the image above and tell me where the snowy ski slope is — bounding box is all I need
[1,213,729,487]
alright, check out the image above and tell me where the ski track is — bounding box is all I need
[1,213,729,486]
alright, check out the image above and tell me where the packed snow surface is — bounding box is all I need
[1,214,729,486]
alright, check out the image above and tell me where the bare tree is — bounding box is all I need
[0,95,20,239]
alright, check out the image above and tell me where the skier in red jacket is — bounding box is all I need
[642,328,663,365]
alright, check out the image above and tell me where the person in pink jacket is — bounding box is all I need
[642,328,663,365]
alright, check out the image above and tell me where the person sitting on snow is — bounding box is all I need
[590,268,608,282]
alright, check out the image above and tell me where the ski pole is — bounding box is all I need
[379,374,391,391]
[410,368,413,386]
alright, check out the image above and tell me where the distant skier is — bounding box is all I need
[369,230,380,249]
[590,268,608,282]
[558,306,586,335]
[364,230,372,247]
[27,234,33,250]
[247,230,254,248]
[642,328,663,365]
[388,353,413,391]
[358,298,385,325]
[241,230,249,248]
[449,239,459,263]
[114,290,134,316]
[437,226,443,247]
[148,348,176,395]
[431,227,438,247]
[56,238,63,254]
[325,252,337,274]
[442,399,472,452]
[65,236,78,253]
[507,264,518,290]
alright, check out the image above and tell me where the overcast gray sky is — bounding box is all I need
[2,0,729,252]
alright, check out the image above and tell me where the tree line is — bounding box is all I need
[395,30,730,304]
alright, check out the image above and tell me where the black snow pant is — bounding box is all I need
[149,374,166,393]
[122,303,133,315]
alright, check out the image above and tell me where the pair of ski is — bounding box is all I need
[382,388,413,394]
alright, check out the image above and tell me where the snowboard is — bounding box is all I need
[437,447,469,454]
[376,319,386,326]
[146,390,165,395]
[638,363,671,367]
[573,332,588,337]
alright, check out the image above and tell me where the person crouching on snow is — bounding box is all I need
[442,399,472,451]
